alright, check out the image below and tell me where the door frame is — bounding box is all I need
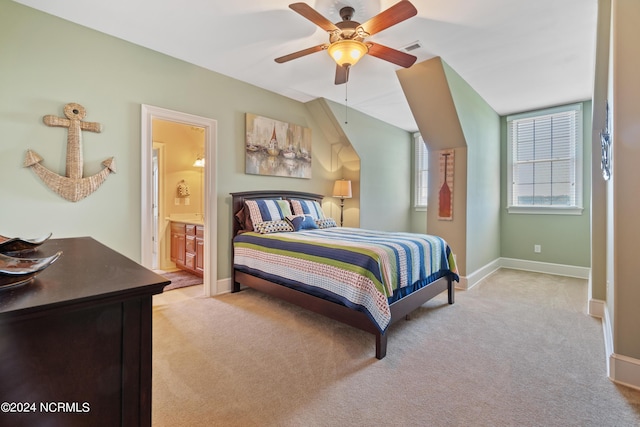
[141,104,217,296]
[151,145,161,270]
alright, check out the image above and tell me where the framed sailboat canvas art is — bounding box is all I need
[245,113,312,179]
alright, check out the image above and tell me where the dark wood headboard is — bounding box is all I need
[230,190,324,237]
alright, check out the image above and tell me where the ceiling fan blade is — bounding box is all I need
[359,1,417,36]
[334,65,350,85]
[367,42,417,68]
[289,3,339,32]
[275,44,328,63]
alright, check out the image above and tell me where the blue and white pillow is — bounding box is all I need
[245,199,292,226]
[254,220,294,234]
[315,218,337,229]
[290,199,325,220]
[286,214,319,231]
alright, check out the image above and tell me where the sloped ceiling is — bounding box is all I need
[13,0,597,132]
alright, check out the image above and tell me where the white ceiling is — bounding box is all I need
[14,0,598,132]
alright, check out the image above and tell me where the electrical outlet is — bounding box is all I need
[534,244,541,253]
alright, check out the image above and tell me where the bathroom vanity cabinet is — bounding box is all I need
[170,221,204,277]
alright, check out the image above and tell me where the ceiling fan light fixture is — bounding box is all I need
[327,40,368,67]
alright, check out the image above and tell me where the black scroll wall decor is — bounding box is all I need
[600,101,612,181]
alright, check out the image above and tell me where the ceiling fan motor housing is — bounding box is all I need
[332,7,365,43]
[339,6,355,21]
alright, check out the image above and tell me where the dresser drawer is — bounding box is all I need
[170,222,186,234]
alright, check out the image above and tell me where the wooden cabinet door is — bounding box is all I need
[171,232,184,264]
[185,234,196,254]
[185,252,196,270]
[174,233,185,265]
[170,233,177,262]
[196,237,204,274]
[170,222,186,266]
[185,235,196,270]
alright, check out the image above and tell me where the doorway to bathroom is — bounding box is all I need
[152,119,205,274]
[140,105,217,296]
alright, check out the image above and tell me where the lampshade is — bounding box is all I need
[327,40,368,67]
[333,179,352,199]
[193,157,205,168]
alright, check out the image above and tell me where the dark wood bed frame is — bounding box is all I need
[230,190,454,359]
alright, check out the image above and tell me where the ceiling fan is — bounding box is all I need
[275,1,418,85]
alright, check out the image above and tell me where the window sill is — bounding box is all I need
[507,206,583,215]
[414,206,427,212]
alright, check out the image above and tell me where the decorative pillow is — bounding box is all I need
[286,214,319,231]
[315,218,338,229]
[245,199,292,225]
[253,220,294,234]
[290,199,326,220]
[235,205,254,232]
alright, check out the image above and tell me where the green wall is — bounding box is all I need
[397,57,501,279]
[443,61,501,274]
[0,0,410,281]
[1,0,594,288]
[500,101,592,267]
[397,58,469,275]
[325,100,413,232]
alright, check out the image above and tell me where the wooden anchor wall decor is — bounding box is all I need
[24,103,116,202]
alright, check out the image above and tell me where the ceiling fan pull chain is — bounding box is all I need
[345,80,348,124]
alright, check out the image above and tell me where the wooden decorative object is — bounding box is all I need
[24,103,116,202]
[438,149,454,220]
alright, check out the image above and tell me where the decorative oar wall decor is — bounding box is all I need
[24,103,116,202]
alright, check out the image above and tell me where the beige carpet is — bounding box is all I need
[152,269,640,426]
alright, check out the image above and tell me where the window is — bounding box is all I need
[506,103,583,215]
[414,134,429,209]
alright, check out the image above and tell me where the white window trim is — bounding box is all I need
[414,133,428,211]
[506,103,583,215]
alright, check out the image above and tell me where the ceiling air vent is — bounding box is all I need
[403,41,422,52]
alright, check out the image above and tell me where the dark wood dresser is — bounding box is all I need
[0,237,168,427]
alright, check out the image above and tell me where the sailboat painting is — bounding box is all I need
[438,149,454,221]
[245,113,312,179]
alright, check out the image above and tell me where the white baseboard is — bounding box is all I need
[498,257,590,279]
[600,303,640,391]
[454,276,468,290]
[215,277,233,295]
[458,258,501,290]
[459,257,591,291]
[588,298,605,318]
[601,299,613,360]
[610,354,640,391]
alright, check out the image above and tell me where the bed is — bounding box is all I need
[231,190,458,359]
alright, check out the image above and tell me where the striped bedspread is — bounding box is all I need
[233,227,459,333]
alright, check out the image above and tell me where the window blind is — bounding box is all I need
[414,135,429,208]
[507,104,582,209]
